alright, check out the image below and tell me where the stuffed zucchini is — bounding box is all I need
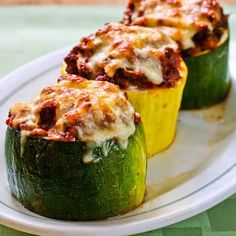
[63,23,187,157]
[5,75,146,220]
[123,0,230,109]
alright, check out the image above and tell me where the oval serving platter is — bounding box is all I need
[0,43,236,236]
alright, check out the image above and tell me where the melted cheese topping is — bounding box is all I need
[7,75,136,146]
[79,23,178,85]
[125,0,227,50]
[157,26,196,50]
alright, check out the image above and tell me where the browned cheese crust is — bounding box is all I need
[6,75,139,143]
[123,0,228,56]
[65,23,183,89]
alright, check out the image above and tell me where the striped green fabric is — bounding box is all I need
[0,6,235,236]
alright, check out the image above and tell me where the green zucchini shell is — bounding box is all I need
[181,35,230,109]
[5,124,146,221]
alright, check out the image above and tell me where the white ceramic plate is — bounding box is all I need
[0,43,236,236]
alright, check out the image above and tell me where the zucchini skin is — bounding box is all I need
[181,36,230,109]
[5,124,146,221]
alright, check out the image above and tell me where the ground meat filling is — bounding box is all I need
[183,13,228,56]
[160,48,181,88]
[123,2,136,26]
[38,100,58,130]
[64,43,92,77]
[65,24,182,89]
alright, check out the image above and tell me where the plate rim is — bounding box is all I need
[0,48,236,236]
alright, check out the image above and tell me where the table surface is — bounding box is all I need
[0,0,236,5]
[0,5,236,236]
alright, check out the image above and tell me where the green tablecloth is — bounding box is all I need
[0,5,236,236]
